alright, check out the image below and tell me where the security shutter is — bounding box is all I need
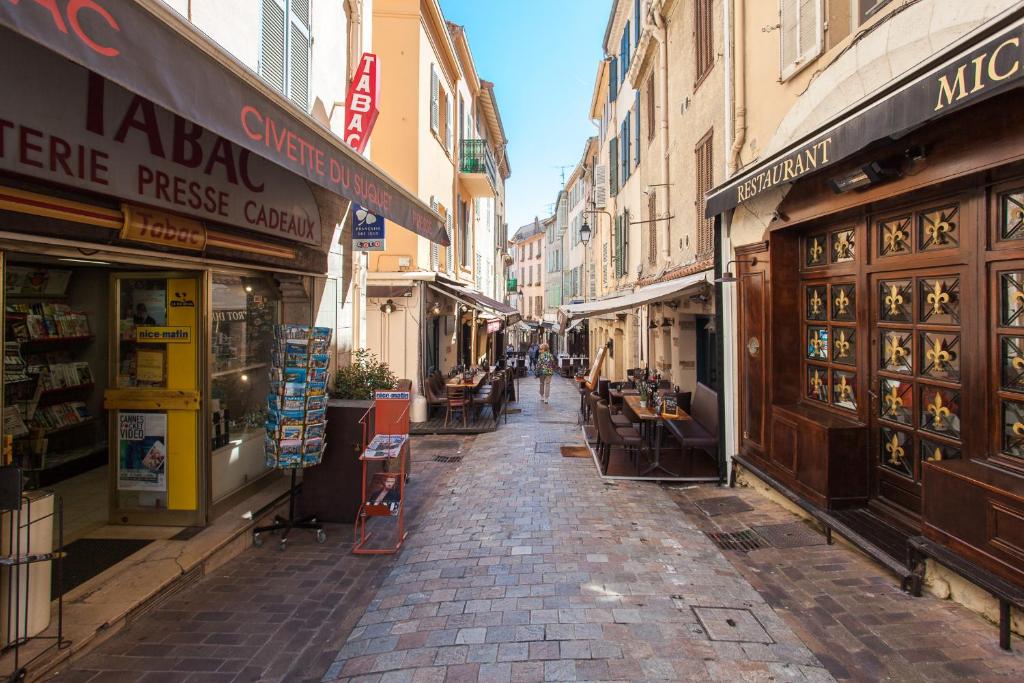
[260,0,286,94]
[445,213,454,272]
[594,165,608,209]
[780,0,822,81]
[430,197,439,270]
[609,138,618,197]
[430,65,439,134]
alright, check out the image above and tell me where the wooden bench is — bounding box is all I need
[907,535,1024,651]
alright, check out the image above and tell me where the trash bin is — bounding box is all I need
[1,491,53,647]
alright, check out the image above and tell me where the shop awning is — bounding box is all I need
[0,0,447,246]
[705,11,1024,217]
[560,270,712,321]
[428,281,522,325]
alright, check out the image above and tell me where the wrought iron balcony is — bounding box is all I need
[459,139,498,197]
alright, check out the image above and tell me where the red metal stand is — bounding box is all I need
[353,391,410,555]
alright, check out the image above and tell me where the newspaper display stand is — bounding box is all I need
[353,391,410,555]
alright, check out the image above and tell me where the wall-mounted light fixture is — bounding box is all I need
[715,258,758,284]
[430,301,442,316]
[380,299,396,314]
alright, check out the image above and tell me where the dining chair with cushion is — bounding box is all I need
[595,401,643,473]
[424,372,448,418]
[667,382,718,459]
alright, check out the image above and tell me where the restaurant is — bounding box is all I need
[709,8,1024,630]
[0,0,442,670]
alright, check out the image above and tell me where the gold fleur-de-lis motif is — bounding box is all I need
[928,447,944,462]
[883,222,907,252]
[810,290,823,316]
[1013,290,1024,313]
[925,337,951,368]
[834,330,851,359]
[926,280,950,316]
[886,433,905,466]
[927,391,951,430]
[883,384,903,417]
[1014,421,1024,437]
[810,335,826,357]
[885,335,908,368]
[1013,354,1024,372]
[834,289,850,316]
[808,238,823,263]
[925,219,953,244]
[834,232,852,260]
[810,369,824,396]
[835,375,853,403]
[885,284,904,317]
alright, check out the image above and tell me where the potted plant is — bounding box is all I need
[298,349,398,523]
[637,381,649,409]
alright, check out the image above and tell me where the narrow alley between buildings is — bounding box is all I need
[50,377,1024,683]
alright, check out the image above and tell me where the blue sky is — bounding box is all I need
[440,0,611,236]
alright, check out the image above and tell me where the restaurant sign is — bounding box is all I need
[0,32,321,245]
[705,18,1024,217]
[0,1,447,246]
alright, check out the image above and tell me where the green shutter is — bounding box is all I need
[613,214,621,277]
[609,138,618,197]
[609,57,618,102]
[634,92,641,167]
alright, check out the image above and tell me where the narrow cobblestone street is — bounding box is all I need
[51,377,1024,682]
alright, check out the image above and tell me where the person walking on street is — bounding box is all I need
[528,342,539,371]
[536,342,555,404]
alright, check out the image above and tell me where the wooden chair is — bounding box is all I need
[595,401,643,473]
[445,385,470,428]
[425,372,448,418]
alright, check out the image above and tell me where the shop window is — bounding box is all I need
[999,271,1024,327]
[830,228,855,263]
[920,332,960,382]
[805,285,826,321]
[919,384,961,439]
[877,215,912,257]
[806,326,828,360]
[1002,399,1024,459]
[918,277,960,325]
[880,329,912,375]
[1001,336,1024,392]
[880,426,913,479]
[879,279,912,323]
[831,283,855,322]
[832,327,855,365]
[1000,189,1024,241]
[879,377,913,426]
[918,205,960,252]
[832,369,857,411]
[802,279,858,412]
[806,364,828,403]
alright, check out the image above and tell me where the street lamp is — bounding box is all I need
[580,220,591,304]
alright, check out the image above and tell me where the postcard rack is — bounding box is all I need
[353,391,411,555]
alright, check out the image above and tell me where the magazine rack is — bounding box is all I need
[353,391,410,555]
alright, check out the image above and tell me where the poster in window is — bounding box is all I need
[117,412,168,491]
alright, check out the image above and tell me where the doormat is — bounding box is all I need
[560,446,591,458]
[54,538,154,596]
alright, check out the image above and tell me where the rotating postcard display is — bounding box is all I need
[265,325,332,469]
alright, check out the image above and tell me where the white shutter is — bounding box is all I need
[594,165,608,209]
[430,198,439,271]
[260,0,286,94]
[445,213,454,272]
[475,254,482,288]
[288,18,310,110]
[445,96,453,151]
[780,0,822,81]
[430,65,439,134]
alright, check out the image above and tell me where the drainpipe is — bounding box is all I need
[652,3,672,262]
[728,0,746,175]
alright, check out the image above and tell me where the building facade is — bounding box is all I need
[508,218,547,345]
[710,0,1024,627]
[365,0,511,382]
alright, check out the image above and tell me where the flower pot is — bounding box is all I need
[639,400,648,409]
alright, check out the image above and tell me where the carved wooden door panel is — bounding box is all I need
[738,245,769,459]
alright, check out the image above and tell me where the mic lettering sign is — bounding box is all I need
[343,53,380,154]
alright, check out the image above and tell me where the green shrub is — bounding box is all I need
[331,349,397,400]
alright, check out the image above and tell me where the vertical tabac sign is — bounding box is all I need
[344,53,381,153]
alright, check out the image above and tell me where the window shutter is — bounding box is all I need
[445,213,454,272]
[647,192,657,264]
[780,0,822,80]
[288,17,310,110]
[430,198,439,270]
[445,95,453,151]
[475,254,482,288]
[646,75,656,141]
[620,117,630,183]
[594,165,608,209]
[696,132,714,259]
[622,209,629,275]
[621,24,630,76]
[634,0,641,43]
[695,0,714,83]
[613,214,622,277]
[634,92,641,167]
[430,65,439,134]
[608,57,618,102]
[260,0,286,94]
[609,138,618,197]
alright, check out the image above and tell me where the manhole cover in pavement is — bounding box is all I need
[693,607,774,643]
[751,521,826,548]
[433,455,463,463]
[704,529,767,552]
[695,496,754,516]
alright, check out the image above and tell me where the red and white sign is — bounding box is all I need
[343,53,380,154]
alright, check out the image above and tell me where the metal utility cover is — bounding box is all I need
[694,607,774,643]
[695,495,755,516]
[433,455,463,463]
[705,529,767,552]
[751,521,826,548]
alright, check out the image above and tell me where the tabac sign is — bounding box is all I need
[706,17,1024,217]
[344,53,381,154]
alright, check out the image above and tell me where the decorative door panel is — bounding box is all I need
[738,246,769,457]
[991,263,1024,472]
[871,269,965,515]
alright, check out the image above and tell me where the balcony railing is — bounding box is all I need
[459,139,498,192]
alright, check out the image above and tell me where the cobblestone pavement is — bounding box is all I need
[50,435,469,682]
[322,377,832,682]
[51,375,1024,682]
[668,485,1024,682]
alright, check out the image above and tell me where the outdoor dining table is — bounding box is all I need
[622,394,691,477]
[446,372,487,389]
